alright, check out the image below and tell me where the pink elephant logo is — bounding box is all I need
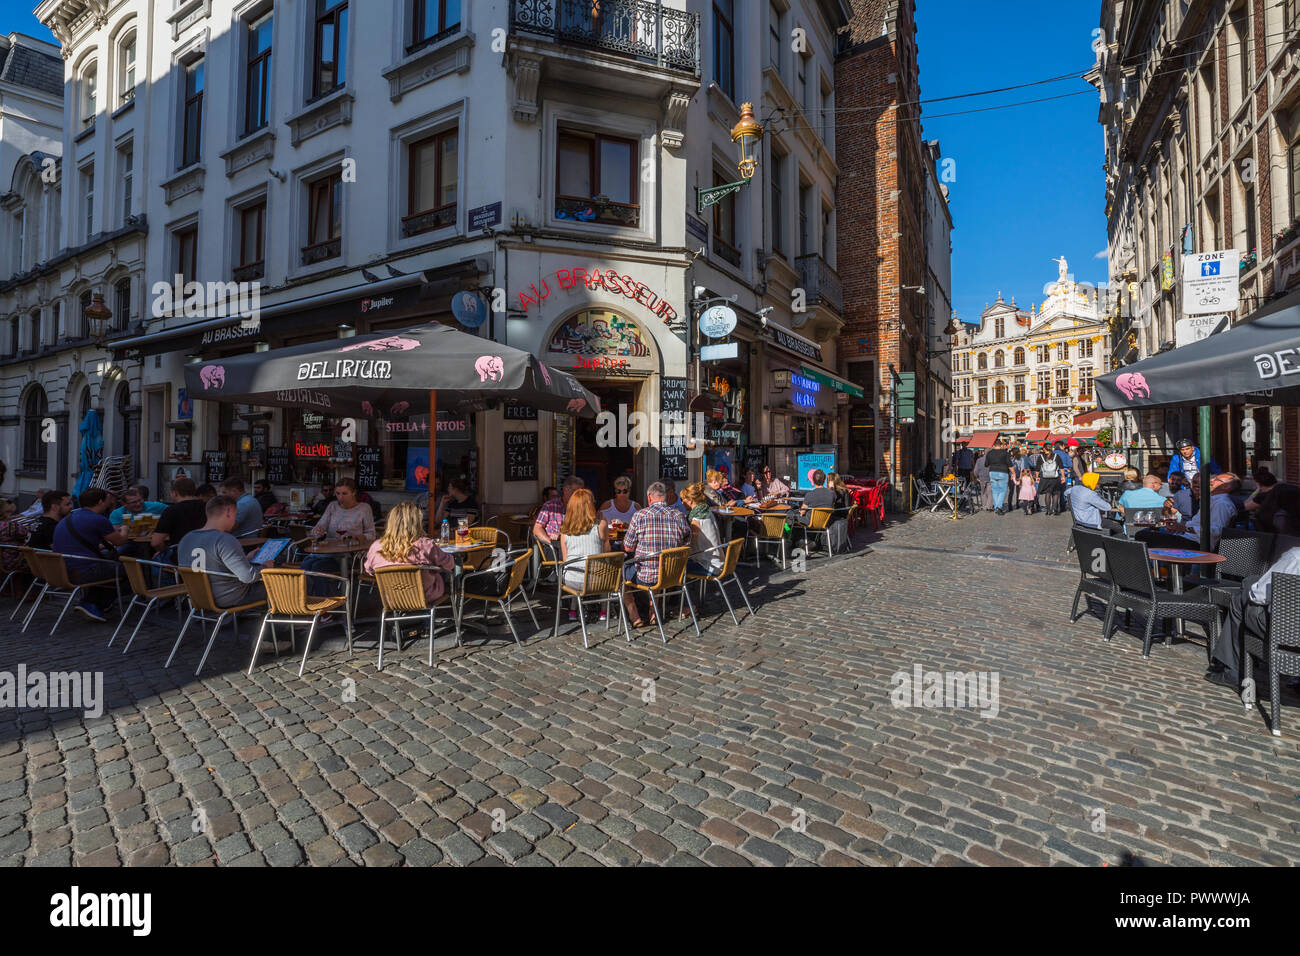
[390,401,410,416]
[566,398,587,415]
[361,401,375,417]
[475,355,505,382]
[340,335,420,353]
[537,363,552,386]
[1116,372,1151,400]
[199,365,226,391]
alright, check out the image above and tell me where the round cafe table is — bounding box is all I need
[1147,547,1225,640]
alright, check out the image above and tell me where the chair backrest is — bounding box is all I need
[1270,572,1300,646]
[26,551,71,588]
[653,546,690,590]
[807,508,834,531]
[718,538,743,578]
[1071,527,1113,580]
[1217,531,1274,581]
[759,514,787,538]
[467,527,501,549]
[120,556,151,596]
[1101,536,1155,599]
[504,550,531,593]
[579,552,626,595]
[260,568,312,615]
[285,524,312,541]
[177,567,221,613]
[462,544,494,570]
[373,565,430,612]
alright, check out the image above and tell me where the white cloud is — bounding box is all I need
[1094,248,1109,260]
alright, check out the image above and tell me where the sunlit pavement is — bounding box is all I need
[2,510,1299,866]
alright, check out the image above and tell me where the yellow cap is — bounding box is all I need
[1081,472,1100,490]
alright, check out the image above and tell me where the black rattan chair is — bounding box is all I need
[1186,529,1275,607]
[1242,572,1300,737]
[1069,526,1115,627]
[1100,536,1220,660]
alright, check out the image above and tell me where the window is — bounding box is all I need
[176,226,198,284]
[768,2,781,71]
[994,382,1007,404]
[1014,377,1026,403]
[712,169,739,266]
[1244,183,1257,257]
[1231,6,1250,105]
[1013,347,1025,365]
[313,0,349,99]
[821,205,832,261]
[1015,411,1026,425]
[181,58,205,168]
[245,13,273,135]
[978,413,988,426]
[305,172,343,264]
[1036,344,1050,363]
[770,151,784,255]
[119,32,136,104]
[977,353,987,370]
[1054,368,1070,396]
[797,55,807,111]
[405,128,458,236]
[961,353,969,372]
[81,63,97,124]
[1291,141,1300,223]
[1079,366,1093,399]
[977,379,988,403]
[994,350,1005,368]
[22,387,48,473]
[119,144,133,225]
[81,164,95,241]
[115,278,131,331]
[1036,370,1051,397]
[412,0,460,50]
[52,302,61,341]
[556,128,638,227]
[236,200,267,279]
[1037,409,1050,428]
[1057,342,1068,361]
[995,317,1004,338]
[713,0,734,100]
[27,311,40,351]
[798,184,810,256]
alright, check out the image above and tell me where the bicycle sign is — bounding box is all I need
[1181,249,1239,315]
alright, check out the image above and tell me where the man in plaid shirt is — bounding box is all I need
[622,483,691,625]
[532,476,584,544]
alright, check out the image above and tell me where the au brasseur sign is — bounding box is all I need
[516,268,677,323]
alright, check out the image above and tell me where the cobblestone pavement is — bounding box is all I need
[3,508,1300,867]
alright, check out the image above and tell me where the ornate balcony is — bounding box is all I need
[401,205,457,238]
[232,262,264,283]
[510,0,700,75]
[554,194,639,228]
[795,253,842,315]
[301,238,341,267]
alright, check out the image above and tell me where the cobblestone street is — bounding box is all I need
[3,510,1300,867]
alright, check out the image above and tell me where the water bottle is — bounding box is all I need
[440,519,450,544]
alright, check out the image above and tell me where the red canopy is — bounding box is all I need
[1073,409,1110,425]
[960,430,1002,449]
[1025,429,1051,443]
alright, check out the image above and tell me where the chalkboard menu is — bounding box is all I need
[660,376,689,481]
[203,450,228,484]
[504,401,537,421]
[356,445,381,492]
[266,447,290,485]
[249,424,269,467]
[505,432,539,482]
[553,416,574,484]
[744,445,768,474]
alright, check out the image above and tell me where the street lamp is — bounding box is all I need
[696,102,766,214]
[84,292,113,344]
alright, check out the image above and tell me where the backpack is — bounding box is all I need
[1039,455,1060,479]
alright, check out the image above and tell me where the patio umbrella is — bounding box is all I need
[73,409,104,497]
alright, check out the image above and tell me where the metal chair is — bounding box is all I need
[252,568,352,676]
[1242,572,1300,737]
[166,567,269,676]
[467,526,509,551]
[0,544,34,605]
[530,536,561,597]
[1068,527,1115,627]
[10,546,48,622]
[685,538,754,625]
[627,545,699,644]
[371,564,453,669]
[459,548,539,645]
[553,552,632,648]
[111,557,188,654]
[913,479,941,511]
[1100,536,1220,660]
[797,508,837,556]
[21,551,121,636]
[754,514,789,569]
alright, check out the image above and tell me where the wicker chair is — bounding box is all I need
[797,508,837,556]
[252,568,351,676]
[1,545,38,617]
[628,545,699,644]
[685,539,754,625]
[21,551,120,636]
[1242,572,1300,736]
[1069,527,1116,627]
[111,557,188,654]
[553,552,632,647]
[1186,529,1275,607]
[467,526,508,551]
[166,568,268,676]
[754,514,789,570]
[530,536,562,597]
[369,565,451,669]
[1100,536,1220,660]
[460,548,539,645]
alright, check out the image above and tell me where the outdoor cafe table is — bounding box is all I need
[1147,547,1226,639]
[931,480,960,513]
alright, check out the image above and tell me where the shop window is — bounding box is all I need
[404,127,458,237]
[555,128,639,227]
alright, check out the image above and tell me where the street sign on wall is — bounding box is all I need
[1174,314,1229,349]
[1181,250,1239,315]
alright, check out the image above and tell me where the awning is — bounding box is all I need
[1095,290,1300,411]
[1073,409,1110,425]
[798,365,865,398]
[1025,429,1051,443]
[1073,429,1101,444]
[960,430,1002,448]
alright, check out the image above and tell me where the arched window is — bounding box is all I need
[1013,347,1025,365]
[80,62,98,125]
[977,353,987,370]
[119,30,137,105]
[1015,411,1026,424]
[994,381,1007,404]
[22,386,48,473]
[115,279,132,331]
[994,412,1007,426]
[978,412,988,425]
[994,350,1005,368]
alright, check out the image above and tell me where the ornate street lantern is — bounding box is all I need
[696,102,767,214]
[84,292,113,344]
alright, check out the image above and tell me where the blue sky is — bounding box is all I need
[2,0,1107,324]
[916,0,1108,324]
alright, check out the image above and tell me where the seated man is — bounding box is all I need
[26,489,71,552]
[108,486,169,526]
[1118,473,1167,533]
[660,478,690,516]
[791,469,836,526]
[1167,472,1193,520]
[433,478,478,526]
[310,482,336,517]
[621,482,691,627]
[532,476,582,547]
[1206,543,1300,688]
[253,479,278,513]
[220,478,264,537]
[51,488,128,622]
[1136,473,1241,552]
[1065,472,1123,533]
[151,477,208,559]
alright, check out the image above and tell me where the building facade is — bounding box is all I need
[952,259,1112,447]
[922,138,954,469]
[2,0,852,511]
[1092,0,1300,477]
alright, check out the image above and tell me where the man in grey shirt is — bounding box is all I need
[178,495,268,609]
[220,478,264,537]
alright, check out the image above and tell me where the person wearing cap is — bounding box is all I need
[1167,437,1220,484]
[1064,471,1122,532]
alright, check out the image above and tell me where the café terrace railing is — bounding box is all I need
[510,0,701,76]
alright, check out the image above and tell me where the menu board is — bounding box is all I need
[744,444,768,474]
[355,445,381,492]
[249,424,269,467]
[505,432,539,482]
[266,447,290,485]
[203,450,228,484]
[553,415,575,484]
[660,377,689,481]
[504,401,537,421]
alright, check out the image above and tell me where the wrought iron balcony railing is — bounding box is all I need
[795,253,842,315]
[510,0,701,76]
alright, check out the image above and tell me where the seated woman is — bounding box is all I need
[827,472,851,510]
[304,477,375,599]
[680,483,724,578]
[598,476,639,527]
[757,466,790,503]
[363,500,455,604]
[739,469,758,500]
[560,488,610,620]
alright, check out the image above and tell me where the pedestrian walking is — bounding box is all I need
[973,451,992,511]
[1017,468,1038,516]
[1037,445,1064,515]
[956,444,974,483]
[985,440,1013,515]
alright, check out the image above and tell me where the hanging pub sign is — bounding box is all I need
[356,445,382,492]
[517,268,678,323]
[451,290,488,329]
[203,450,228,484]
[699,305,738,339]
[505,432,539,482]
